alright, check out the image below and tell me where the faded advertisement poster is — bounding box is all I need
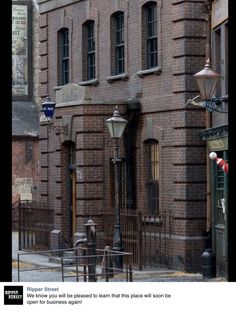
[12,4,28,96]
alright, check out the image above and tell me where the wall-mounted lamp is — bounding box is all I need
[186,59,228,113]
[42,96,68,135]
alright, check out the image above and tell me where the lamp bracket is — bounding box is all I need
[185,95,228,113]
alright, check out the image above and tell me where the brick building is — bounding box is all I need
[12,0,40,205]
[37,0,210,272]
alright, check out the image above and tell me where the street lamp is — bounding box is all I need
[186,59,228,113]
[106,106,127,270]
[42,96,68,135]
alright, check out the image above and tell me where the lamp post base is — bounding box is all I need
[113,245,124,270]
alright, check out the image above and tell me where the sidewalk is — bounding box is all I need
[12,231,226,282]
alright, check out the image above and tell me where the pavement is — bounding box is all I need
[12,231,226,282]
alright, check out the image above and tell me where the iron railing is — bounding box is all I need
[16,247,133,282]
[17,200,54,250]
[102,210,172,269]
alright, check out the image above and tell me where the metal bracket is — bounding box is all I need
[185,95,228,113]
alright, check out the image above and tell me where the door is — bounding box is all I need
[212,150,228,277]
[67,143,76,246]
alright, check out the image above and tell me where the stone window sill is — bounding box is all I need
[79,78,99,86]
[136,67,162,78]
[106,73,129,83]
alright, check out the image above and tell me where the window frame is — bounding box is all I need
[115,12,125,75]
[87,21,96,81]
[212,22,228,97]
[146,3,158,69]
[58,28,70,85]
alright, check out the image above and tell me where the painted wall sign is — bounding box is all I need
[212,0,228,29]
[207,138,228,151]
[12,4,28,96]
[12,177,33,195]
[55,83,90,106]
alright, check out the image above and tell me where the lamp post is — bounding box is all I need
[186,59,228,113]
[42,96,68,135]
[106,106,127,270]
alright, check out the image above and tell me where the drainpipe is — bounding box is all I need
[125,100,141,210]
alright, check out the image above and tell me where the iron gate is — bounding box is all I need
[102,210,171,270]
[16,200,54,250]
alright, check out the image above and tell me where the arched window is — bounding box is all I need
[58,28,69,85]
[142,2,158,69]
[145,139,160,215]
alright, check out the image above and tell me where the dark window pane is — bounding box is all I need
[116,46,124,74]
[115,12,125,74]
[146,4,157,69]
[62,59,69,84]
[86,22,95,80]
[60,29,69,85]
[88,22,95,52]
[87,53,95,80]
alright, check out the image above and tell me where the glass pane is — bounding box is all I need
[116,46,124,74]
[87,53,95,80]
[147,38,157,68]
[88,23,95,52]
[116,14,124,44]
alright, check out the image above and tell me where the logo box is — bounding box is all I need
[4,286,23,305]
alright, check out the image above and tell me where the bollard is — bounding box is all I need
[201,248,216,279]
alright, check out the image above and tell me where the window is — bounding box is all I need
[142,2,158,69]
[25,142,33,164]
[215,151,228,226]
[115,12,125,74]
[214,28,221,97]
[83,21,95,81]
[58,28,69,85]
[111,12,125,75]
[213,22,228,97]
[145,139,160,215]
